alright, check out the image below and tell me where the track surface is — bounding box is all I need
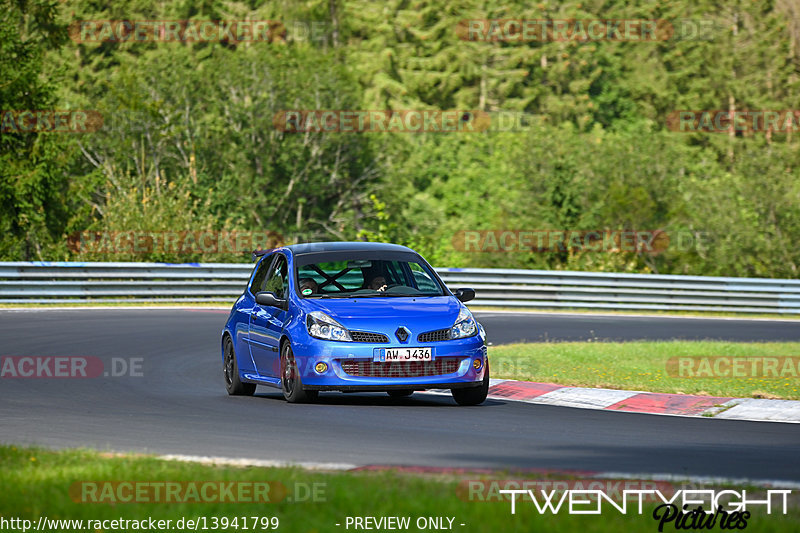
[476,311,800,344]
[1,309,799,481]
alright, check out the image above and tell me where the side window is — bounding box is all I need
[249,255,273,296]
[410,263,438,292]
[263,255,289,299]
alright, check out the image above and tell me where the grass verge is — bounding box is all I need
[1,446,798,533]
[489,341,800,400]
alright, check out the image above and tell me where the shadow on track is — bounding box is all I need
[251,391,507,408]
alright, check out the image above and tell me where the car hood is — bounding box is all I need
[303,296,462,332]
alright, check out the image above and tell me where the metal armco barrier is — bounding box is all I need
[1,262,799,314]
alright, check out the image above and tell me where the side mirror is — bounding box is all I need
[454,288,475,303]
[255,291,287,309]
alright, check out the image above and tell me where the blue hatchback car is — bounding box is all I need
[221,242,488,405]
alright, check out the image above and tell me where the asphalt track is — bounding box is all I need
[1,309,799,481]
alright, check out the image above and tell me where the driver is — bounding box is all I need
[368,275,387,292]
[298,277,318,295]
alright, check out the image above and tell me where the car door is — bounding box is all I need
[236,254,272,374]
[248,253,289,378]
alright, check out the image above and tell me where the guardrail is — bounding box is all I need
[1,261,799,314]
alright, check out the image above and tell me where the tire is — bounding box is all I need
[224,336,256,396]
[387,389,414,398]
[452,360,489,406]
[280,343,318,403]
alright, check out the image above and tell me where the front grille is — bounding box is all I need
[340,357,463,378]
[350,331,390,343]
[418,328,451,342]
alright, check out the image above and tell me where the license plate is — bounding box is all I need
[384,347,432,362]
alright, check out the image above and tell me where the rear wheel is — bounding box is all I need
[223,336,256,396]
[281,343,318,403]
[387,389,414,398]
[452,360,489,406]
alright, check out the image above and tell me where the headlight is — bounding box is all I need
[451,306,477,339]
[306,311,352,342]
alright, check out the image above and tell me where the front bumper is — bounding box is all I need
[304,382,482,392]
[292,335,487,390]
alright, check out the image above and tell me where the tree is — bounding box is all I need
[0,0,75,259]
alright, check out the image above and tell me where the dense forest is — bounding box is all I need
[2,0,799,278]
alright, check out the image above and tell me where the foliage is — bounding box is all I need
[0,0,798,278]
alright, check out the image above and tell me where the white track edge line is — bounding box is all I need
[158,454,357,470]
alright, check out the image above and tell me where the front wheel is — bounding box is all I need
[452,360,489,406]
[223,337,256,396]
[281,343,318,403]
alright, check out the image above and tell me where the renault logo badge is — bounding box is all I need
[395,327,409,342]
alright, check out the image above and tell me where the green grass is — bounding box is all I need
[489,341,800,400]
[0,446,797,532]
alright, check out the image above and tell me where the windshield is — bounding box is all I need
[295,254,445,298]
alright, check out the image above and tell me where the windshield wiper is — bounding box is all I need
[353,292,436,298]
[314,292,442,298]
